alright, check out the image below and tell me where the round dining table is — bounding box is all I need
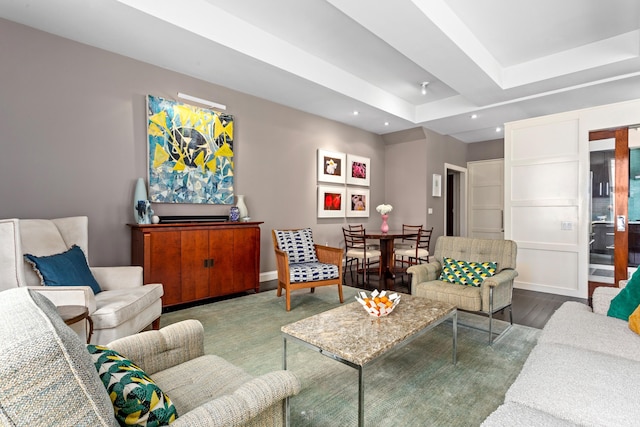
[364,230,419,290]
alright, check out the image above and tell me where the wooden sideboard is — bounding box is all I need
[129,221,262,307]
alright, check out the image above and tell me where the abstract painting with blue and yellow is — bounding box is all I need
[147,95,234,204]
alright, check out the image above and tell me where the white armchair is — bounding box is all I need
[0,216,163,344]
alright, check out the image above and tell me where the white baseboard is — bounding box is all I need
[260,271,277,282]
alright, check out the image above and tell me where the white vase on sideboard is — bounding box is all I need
[236,195,248,219]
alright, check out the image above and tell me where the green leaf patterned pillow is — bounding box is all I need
[87,345,177,426]
[439,257,497,287]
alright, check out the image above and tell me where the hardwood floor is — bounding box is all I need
[492,288,586,329]
[260,273,588,330]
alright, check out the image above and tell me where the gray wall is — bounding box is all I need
[0,18,385,273]
[425,129,468,239]
[384,129,429,231]
[467,138,504,161]
[382,128,468,241]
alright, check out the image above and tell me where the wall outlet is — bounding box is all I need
[428,208,433,214]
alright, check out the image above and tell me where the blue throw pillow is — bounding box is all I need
[24,245,102,294]
[607,269,640,320]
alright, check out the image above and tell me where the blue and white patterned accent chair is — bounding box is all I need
[272,228,344,311]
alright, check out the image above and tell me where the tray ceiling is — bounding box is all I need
[2,0,639,142]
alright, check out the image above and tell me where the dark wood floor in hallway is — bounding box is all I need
[261,274,588,330]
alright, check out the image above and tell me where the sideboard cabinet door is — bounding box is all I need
[230,226,260,293]
[181,230,210,303]
[208,228,234,297]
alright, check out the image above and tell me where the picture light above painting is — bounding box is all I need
[317,149,371,218]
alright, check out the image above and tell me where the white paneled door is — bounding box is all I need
[468,159,504,240]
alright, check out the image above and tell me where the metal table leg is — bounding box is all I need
[452,310,457,365]
[358,366,364,427]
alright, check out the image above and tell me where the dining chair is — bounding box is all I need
[394,224,423,249]
[342,227,381,286]
[395,227,433,268]
[348,224,379,249]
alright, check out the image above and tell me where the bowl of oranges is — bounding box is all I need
[355,290,400,317]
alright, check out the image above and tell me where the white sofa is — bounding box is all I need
[482,286,640,426]
[0,216,163,344]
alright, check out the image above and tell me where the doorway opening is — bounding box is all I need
[588,126,640,288]
[444,163,467,237]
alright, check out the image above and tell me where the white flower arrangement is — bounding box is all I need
[376,204,393,215]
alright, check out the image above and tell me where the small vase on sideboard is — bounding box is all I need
[229,206,240,222]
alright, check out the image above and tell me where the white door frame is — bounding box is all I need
[444,163,468,237]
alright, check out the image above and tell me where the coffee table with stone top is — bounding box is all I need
[281,293,457,427]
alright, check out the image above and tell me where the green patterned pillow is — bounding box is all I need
[87,345,177,426]
[439,257,497,287]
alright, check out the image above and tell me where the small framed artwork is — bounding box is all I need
[318,185,346,218]
[317,149,346,184]
[346,188,370,217]
[432,174,442,197]
[346,154,370,186]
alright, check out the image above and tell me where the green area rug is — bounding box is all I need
[161,286,539,426]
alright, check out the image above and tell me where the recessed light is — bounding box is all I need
[420,82,429,95]
[496,127,502,132]
[471,114,478,119]
[353,110,359,116]
[384,121,389,126]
